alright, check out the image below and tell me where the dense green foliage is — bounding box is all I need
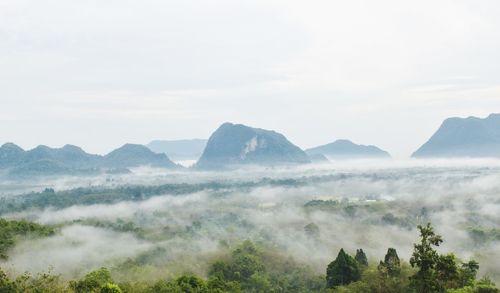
[405,224,491,293]
[326,248,361,288]
[1,225,499,292]
[207,240,325,292]
[0,218,54,259]
[410,223,444,292]
[0,270,66,293]
[0,173,395,214]
[1,241,325,292]
[0,177,314,214]
[1,167,499,293]
[69,267,121,293]
[328,224,498,292]
[354,249,368,267]
[378,248,401,278]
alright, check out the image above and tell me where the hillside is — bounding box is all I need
[413,113,500,158]
[0,143,178,176]
[195,123,310,169]
[306,139,390,159]
[147,139,207,161]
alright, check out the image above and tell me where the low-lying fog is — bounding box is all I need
[1,159,500,282]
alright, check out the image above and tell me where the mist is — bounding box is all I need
[1,160,500,283]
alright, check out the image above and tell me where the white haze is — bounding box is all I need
[1,160,500,282]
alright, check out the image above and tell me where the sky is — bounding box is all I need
[1,0,500,158]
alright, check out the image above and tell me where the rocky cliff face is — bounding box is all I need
[195,123,310,169]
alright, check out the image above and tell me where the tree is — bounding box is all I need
[70,267,114,293]
[176,275,208,293]
[354,249,368,267]
[436,253,460,289]
[304,223,320,239]
[475,277,499,293]
[207,275,241,293]
[210,241,265,283]
[0,218,54,260]
[0,268,15,293]
[326,249,361,288]
[409,223,443,293]
[247,272,272,292]
[459,260,479,288]
[101,283,122,293]
[149,279,182,293]
[378,248,401,277]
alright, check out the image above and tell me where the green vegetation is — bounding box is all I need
[0,241,324,293]
[206,240,324,292]
[379,248,401,278]
[329,223,498,293]
[0,270,66,293]
[1,223,496,292]
[0,174,375,215]
[326,248,361,287]
[1,167,500,292]
[354,249,368,267]
[0,179,290,214]
[69,267,121,293]
[0,218,54,259]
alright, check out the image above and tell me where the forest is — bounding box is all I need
[1,164,500,292]
[0,220,498,292]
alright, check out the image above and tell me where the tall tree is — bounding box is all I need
[384,248,401,277]
[355,249,368,267]
[458,260,479,287]
[436,253,460,289]
[326,249,361,288]
[409,223,443,293]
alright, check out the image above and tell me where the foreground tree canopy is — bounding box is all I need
[0,222,498,293]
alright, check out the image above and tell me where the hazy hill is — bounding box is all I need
[308,153,330,163]
[0,143,25,167]
[103,144,178,168]
[0,143,179,176]
[195,123,310,169]
[22,145,101,168]
[413,113,500,158]
[306,139,390,159]
[147,139,207,161]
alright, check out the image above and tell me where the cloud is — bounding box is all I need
[2,225,151,276]
[1,0,500,156]
[3,162,500,281]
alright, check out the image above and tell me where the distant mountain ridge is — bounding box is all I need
[0,143,179,176]
[147,139,207,161]
[195,122,310,169]
[413,113,500,158]
[306,139,390,159]
[103,144,178,169]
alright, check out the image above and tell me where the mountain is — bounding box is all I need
[147,139,207,161]
[0,143,25,167]
[308,153,330,163]
[412,113,500,158]
[195,123,310,169]
[103,144,178,168]
[8,159,71,177]
[21,145,101,168]
[1,144,100,176]
[306,139,391,159]
[0,143,179,176]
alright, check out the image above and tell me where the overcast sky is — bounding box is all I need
[1,0,500,157]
